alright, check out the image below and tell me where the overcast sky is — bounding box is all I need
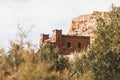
[0,0,120,50]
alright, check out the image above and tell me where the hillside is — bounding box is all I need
[68,11,109,43]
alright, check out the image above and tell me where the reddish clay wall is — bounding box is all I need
[60,35,90,55]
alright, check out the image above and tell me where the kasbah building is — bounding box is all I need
[40,29,90,55]
[40,11,109,55]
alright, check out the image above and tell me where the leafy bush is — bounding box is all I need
[72,6,120,80]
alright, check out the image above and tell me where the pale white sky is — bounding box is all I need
[0,0,119,50]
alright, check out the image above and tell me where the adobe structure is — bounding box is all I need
[40,29,90,55]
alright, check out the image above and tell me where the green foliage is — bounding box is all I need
[90,6,120,80]
[39,44,58,62]
[49,56,70,73]
[71,51,94,80]
[73,53,91,75]
[72,6,120,80]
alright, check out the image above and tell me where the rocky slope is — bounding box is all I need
[68,11,109,43]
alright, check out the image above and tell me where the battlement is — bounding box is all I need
[40,34,49,46]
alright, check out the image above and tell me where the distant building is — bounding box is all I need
[40,29,90,55]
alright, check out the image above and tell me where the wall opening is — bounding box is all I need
[78,42,81,48]
[67,42,71,48]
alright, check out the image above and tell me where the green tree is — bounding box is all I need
[39,44,58,62]
[91,6,120,80]
[72,6,120,80]
[86,6,120,80]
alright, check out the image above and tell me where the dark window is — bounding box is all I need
[67,42,71,48]
[78,43,81,48]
